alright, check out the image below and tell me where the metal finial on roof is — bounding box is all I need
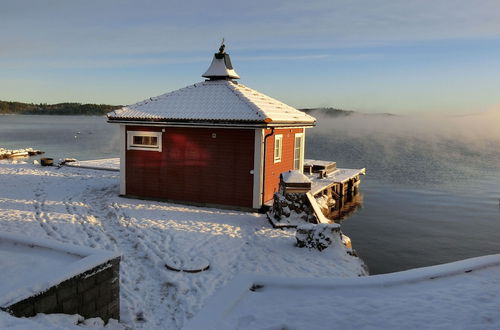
[219,38,225,54]
[202,40,240,80]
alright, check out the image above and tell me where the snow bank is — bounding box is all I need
[185,254,500,330]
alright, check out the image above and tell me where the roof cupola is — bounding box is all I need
[202,40,240,80]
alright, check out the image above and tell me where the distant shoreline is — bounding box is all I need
[1,100,395,117]
[0,100,121,116]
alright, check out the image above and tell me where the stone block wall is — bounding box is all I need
[271,189,317,223]
[3,257,120,322]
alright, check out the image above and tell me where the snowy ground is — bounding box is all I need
[0,160,365,329]
[187,255,500,330]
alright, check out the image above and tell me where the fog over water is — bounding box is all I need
[308,109,500,186]
[1,113,500,274]
[307,110,500,273]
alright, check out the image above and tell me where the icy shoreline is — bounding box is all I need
[0,147,44,159]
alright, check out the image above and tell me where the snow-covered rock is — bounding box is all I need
[296,223,341,251]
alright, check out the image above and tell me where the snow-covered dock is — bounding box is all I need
[264,160,365,222]
[308,167,366,195]
[304,159,366,221]
[64,158,120,172]
[0,147,44,159]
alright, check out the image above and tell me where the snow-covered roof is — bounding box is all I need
[108,80,315,126]
[108,45,316,126]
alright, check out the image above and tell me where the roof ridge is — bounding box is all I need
[224,82,269,121]
[227,82,315,122]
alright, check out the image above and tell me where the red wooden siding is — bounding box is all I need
[125,126,255,208]
[263,128,305,203]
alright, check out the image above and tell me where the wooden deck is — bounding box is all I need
[308,168,366,196]
[265,164,366,207]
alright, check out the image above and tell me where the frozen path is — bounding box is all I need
[0,162,365,329]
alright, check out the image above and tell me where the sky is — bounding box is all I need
[0,0,499,114]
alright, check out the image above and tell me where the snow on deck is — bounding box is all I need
[281,170,311,184]
[0,161,365,329]
[309,168,366,195]
[65,158,120,171]
[186,255,500,330]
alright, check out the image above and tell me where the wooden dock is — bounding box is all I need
[265,160,365,221]
[0,148,44,160]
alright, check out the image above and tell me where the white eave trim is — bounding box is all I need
[107,119,315,129]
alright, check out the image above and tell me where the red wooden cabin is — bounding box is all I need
[107,45,316,211]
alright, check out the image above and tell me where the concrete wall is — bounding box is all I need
[4,257,120,322]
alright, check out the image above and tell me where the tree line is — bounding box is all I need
[0,100,121,115]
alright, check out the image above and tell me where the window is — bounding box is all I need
[274,134,283,163]
[294,133,304,171]
[133,135,157,146]
[127,131,162,151]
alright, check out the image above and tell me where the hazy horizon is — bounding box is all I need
[0,0,499,114]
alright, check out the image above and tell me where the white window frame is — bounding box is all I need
[127,130,162,152]
[294,133,305,172]
[274,134,283,163]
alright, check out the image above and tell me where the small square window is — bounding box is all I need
[274,134,283,163]
[127,131,162,151]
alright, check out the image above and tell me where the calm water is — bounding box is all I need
[0,115,120,161]
[1,114,500,274]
